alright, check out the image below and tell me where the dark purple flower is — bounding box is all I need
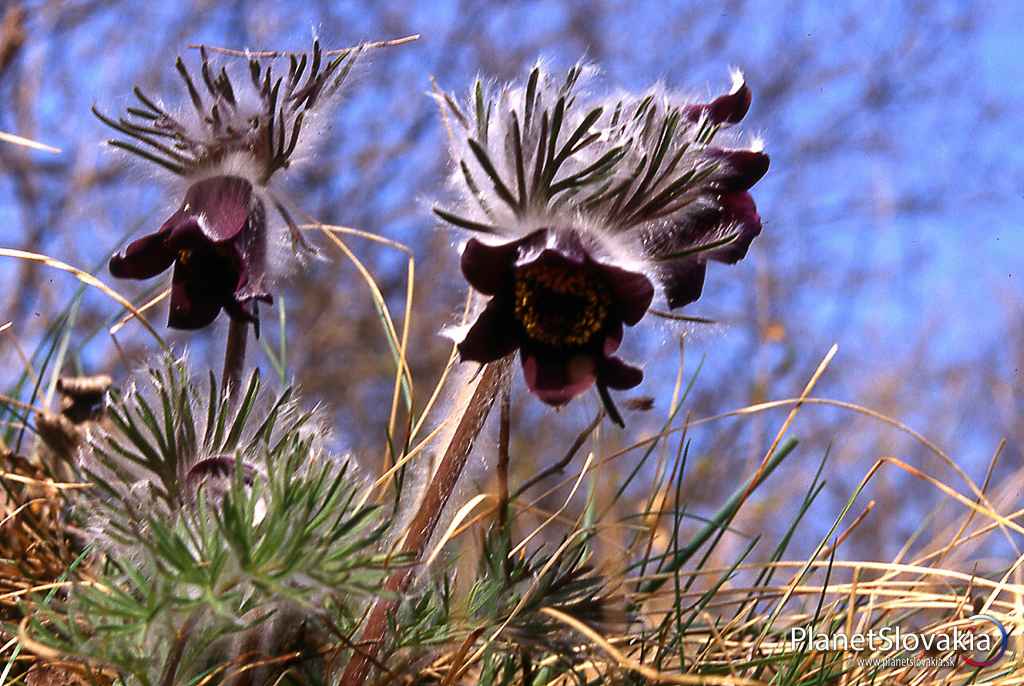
[684,78,752,125]
[438,65,771,426]
[109,175,271,331]
[654,190,764,309]
[457,229,654,425]
[645,78,770,310]
[185,455,259,505]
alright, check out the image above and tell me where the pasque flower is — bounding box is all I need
[458,229,653,423]
[68,356,392,684]
[110,175,270,329]
[435,64,768,423]
[96,41,365,331]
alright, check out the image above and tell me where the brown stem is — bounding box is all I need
[338,357,511,686]
[497,387,511,532]
[222,317,249,400]
[160,610,202,686]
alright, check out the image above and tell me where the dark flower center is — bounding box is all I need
[514,262,611,347]
[184,455,257,505]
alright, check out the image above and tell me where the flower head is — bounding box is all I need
[110,175,271,329]
[435,64,769,423]
[97,41,366,331]
[79,356,279,523]
[459,228,652,422]
[65,356,393,683]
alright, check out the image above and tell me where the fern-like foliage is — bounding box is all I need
[26,356,399,685]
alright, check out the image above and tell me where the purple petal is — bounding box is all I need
[663,261,707,310]
[457,299,521,363]
[109,230,175,280]
[460,239,519,296]
[603,320,623,355]
[185,455,259,504]
[168,260,225,330]
[166,242,245,330]
[710,192,762,263]
[521,348,596,406]
[232,197,271,303]
[186,455,257,488]
[639,202,723,261]
[706,148,770,192]
[685,77,752,125]
[591,261,654,326]
[461,229,547,296]
[598,356,644,390]
[644,193,762,267]
[179,175,253,243]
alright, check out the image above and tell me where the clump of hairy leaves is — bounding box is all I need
[468,523,630,683]
[383,516,629,685]
[24,356,399,685]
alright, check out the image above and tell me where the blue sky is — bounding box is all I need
[0,3,1021,549]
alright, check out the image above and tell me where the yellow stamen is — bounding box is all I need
[513,262,610,347]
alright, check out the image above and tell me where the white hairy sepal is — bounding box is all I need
[438,61,762,308]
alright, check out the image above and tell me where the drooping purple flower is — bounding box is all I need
[435,63,769,423]
[98,42,374,331]
[684,69,752,125]
[646,187,766,309]
[458,229,653,424]
[109,175,271,331]
[185,454,259,505]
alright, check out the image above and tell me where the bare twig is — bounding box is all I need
[512,410,603,500]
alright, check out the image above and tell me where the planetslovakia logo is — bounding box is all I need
[962,614,1009,668]
[789,614,1009,669]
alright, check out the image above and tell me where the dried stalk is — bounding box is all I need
[339,357,511,686]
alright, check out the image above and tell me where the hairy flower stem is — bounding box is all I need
[160,610,202,686]
[222,318,249,400]
[339,357,512,686]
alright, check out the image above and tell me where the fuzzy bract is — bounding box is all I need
[434,63,769,421]
[97,40,366,331]
[39,355,395,684]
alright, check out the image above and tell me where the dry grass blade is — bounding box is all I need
[425,493,490,568]
[0,497,46,528]
[0,473,91,490]
[0,248,166,348]
[738,344,837,506]
[511,452,594,557]
[309,223,415,463]
[0,130,61,154]
[687,396,1004,538]
[540,607,764,685]
[109,287,170,335]
[439,628,486,686]
[303,222,416,470]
